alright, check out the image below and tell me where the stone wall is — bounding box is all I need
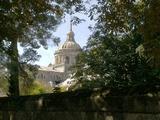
[0,90,160,120]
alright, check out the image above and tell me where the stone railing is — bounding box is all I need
[0,90,160,120]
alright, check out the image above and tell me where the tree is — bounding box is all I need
[72,32,160,95]
[140,0,160,68]
[0,0,84,96]
[71,0,160,95]
[88,0,160,67]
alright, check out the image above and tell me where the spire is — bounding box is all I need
[70,20,72,32]
[66,20,75,42]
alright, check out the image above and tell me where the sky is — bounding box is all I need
[35,14,94,66]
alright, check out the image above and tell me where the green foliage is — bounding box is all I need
[72,33,160,95]
[71,0,160,95]
[19,64,39,95]
[87,0,160,67]
[0,74,9,95]
[29,81,50,95]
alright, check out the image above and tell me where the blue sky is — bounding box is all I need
[35,14,94,66]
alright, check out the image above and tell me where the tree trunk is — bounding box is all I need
[8,40,19,96]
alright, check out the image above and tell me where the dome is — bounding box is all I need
[54,22,82,70]
[57,24,81,50]
[59,41,81,50]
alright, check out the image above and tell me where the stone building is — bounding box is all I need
[36,23,81,86]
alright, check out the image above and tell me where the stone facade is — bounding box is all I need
[36,23,81,86]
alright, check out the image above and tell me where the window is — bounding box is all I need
[65,56,70,64]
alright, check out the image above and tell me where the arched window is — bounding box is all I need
[65,56,70,64]
[55,56,58,64]
[60,56,62,63]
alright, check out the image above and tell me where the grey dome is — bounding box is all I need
[58,29,81,50]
